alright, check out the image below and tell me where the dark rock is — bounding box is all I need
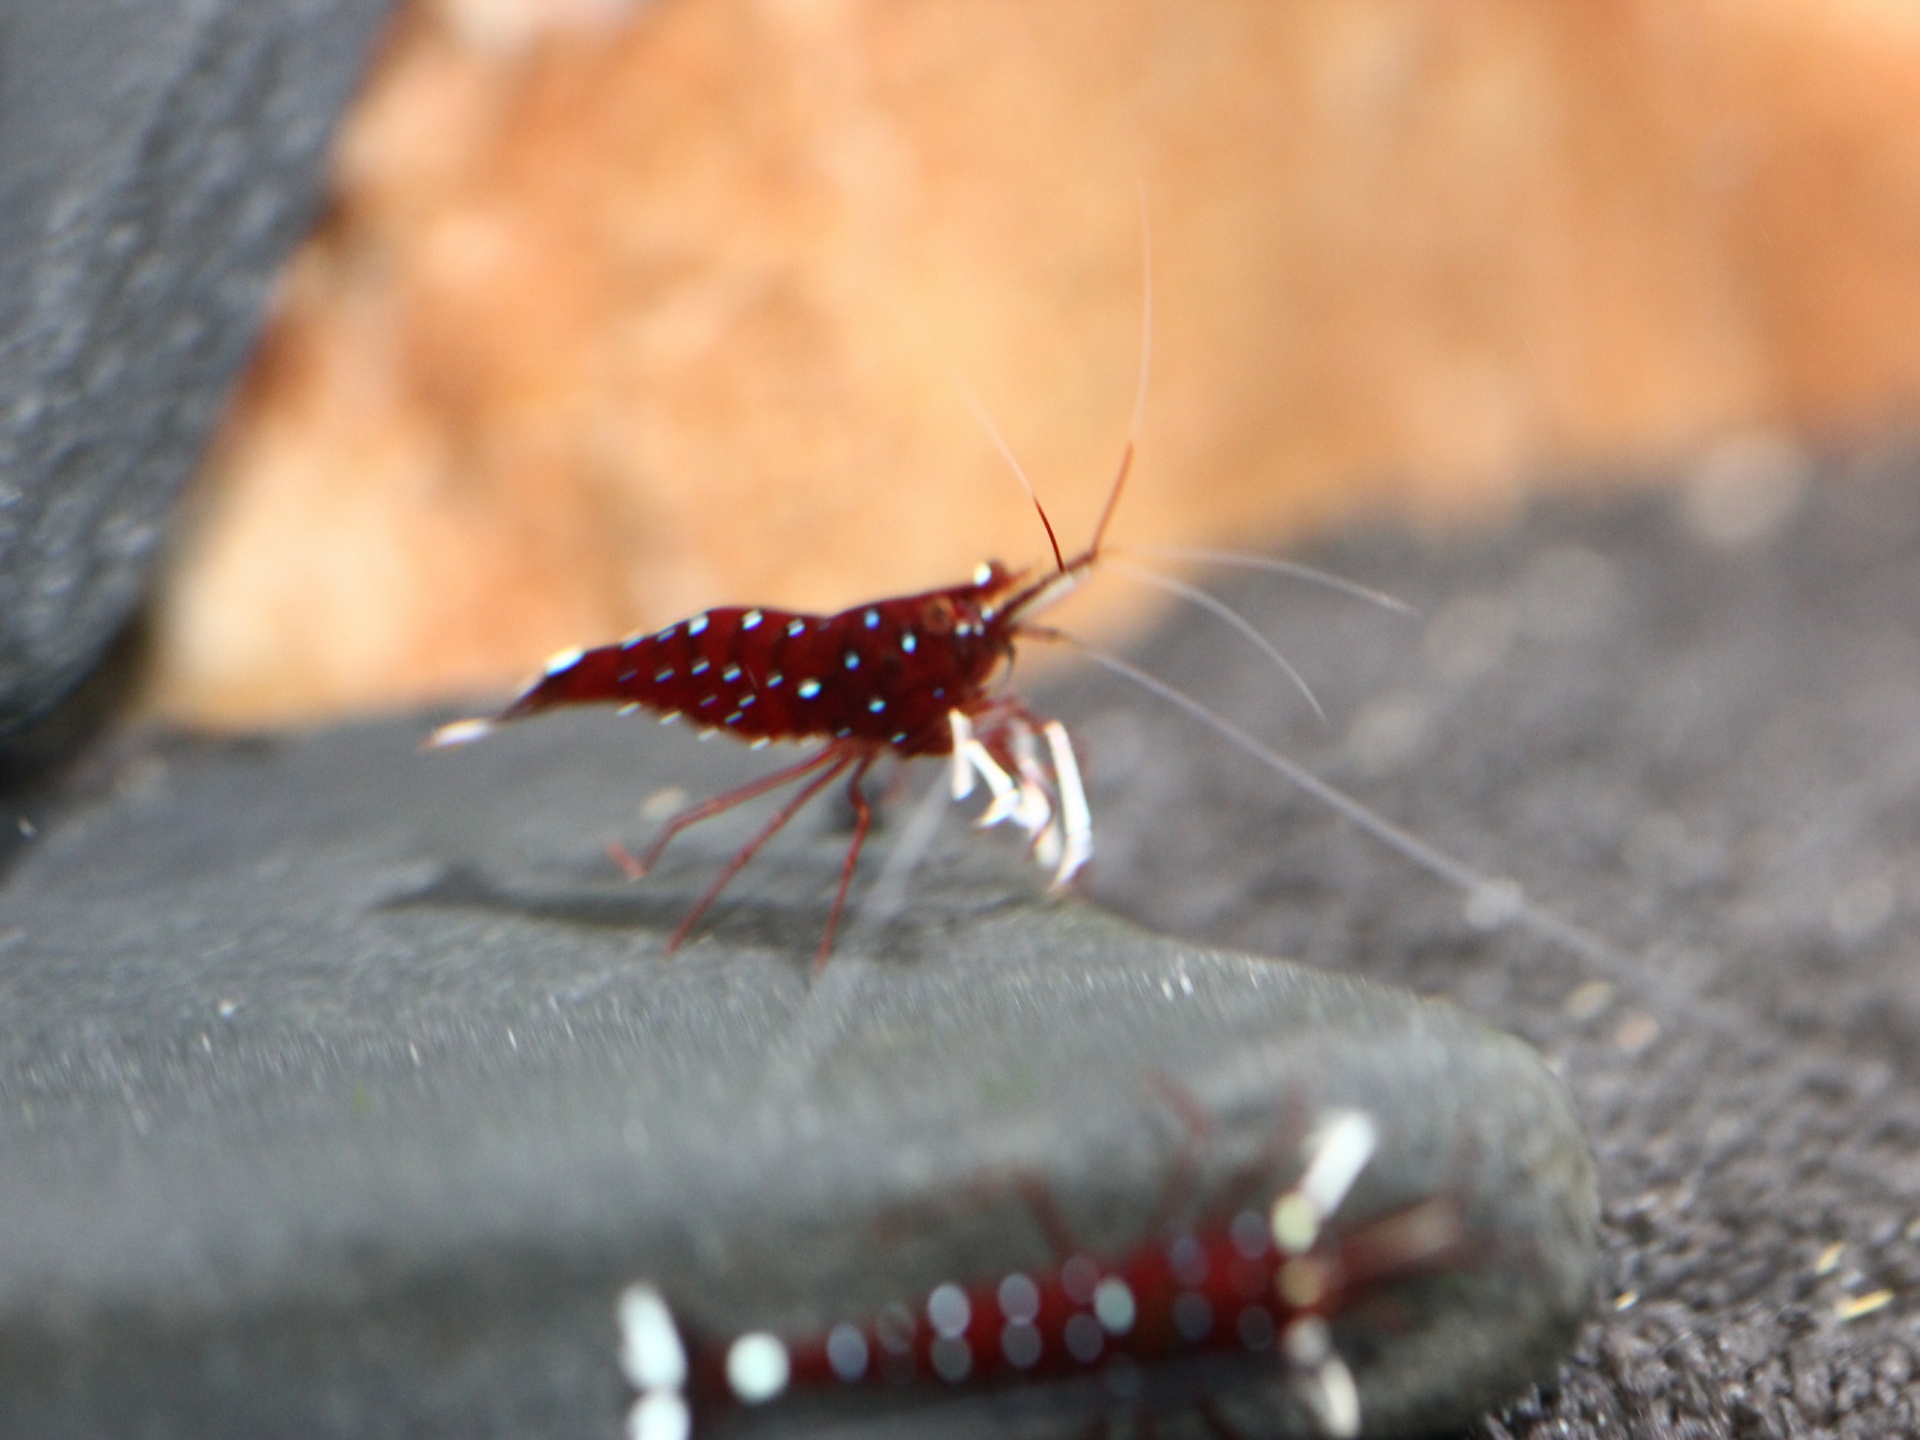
[0,703,1594,1439]
[0,0,392,731]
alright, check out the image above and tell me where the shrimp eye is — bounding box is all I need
[923,597,956,635]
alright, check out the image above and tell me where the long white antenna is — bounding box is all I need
[1105,558,1327,725]
[1117,544,1420,618]
[1032,629,1627,971]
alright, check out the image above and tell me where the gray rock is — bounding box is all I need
[0,705,1594,1438]
[0,0,392,730]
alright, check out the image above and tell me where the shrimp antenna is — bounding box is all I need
[954,375,1067,575]
[1025,627,1629,973]
[1088,181,1154,562]
[1106,558,1326,726]
[1116,545,1419,618]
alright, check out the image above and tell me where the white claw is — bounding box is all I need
[949,712,978,800]
[1272,1110,1378,1255]
[1043,720,1092,887]
[1304,1355,1362,1439]
[950,711,1023,825]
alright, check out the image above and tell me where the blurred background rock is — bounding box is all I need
[146,0,1920,728]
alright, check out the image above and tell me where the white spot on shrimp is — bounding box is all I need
[544,647,584,676]
[891,731,907,744]
[741,609,764,630]
[724,712,743,726]
[844,651,860,670]
[901,631,917,654]
[699,695,718,708]
[687,615,709,637]
[998,1274,1040,1323]
[927,1283,970,1337]
[722,665,741,682]
[798,679,822,700]
[749,737,769,750]
[868,698,886,714]
[618,702,638,715]
[725,1333,789,1404]
[787,618,806,637]
[655,624,676,641]
[973,561,993,585]
[825,1323,868,1382]
[1093,1277,1136,1335]
[1063,1312,1102,1363]
[654,667,674,683]
[737,693,755,707]
[658,713,680,726]
[864,608,881,629]
[767,672,784,687]
[690,659,710,677]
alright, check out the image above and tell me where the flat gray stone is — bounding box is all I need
[0,703,1593,1438]
[0,0,392,729]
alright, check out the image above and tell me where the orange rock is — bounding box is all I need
[149,0,1920,727]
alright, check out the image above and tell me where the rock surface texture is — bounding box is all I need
[0,0,390,730]
[0,698,1592,1438]
[9,441,1920,1437]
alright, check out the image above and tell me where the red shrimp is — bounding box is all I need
[614,1105,1464,1440]
[429,447,1132,970]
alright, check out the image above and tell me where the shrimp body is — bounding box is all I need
[619,1109,1464,1440]
[501,566,1024,757]
[433,548,1096,967]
